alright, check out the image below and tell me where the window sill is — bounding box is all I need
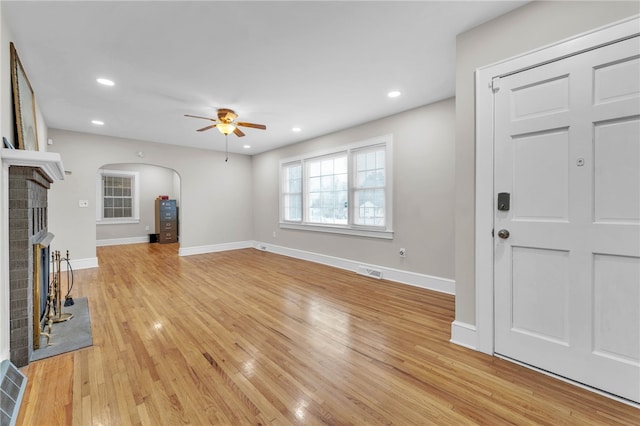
[280,222,393,239]
[97,219,140,225]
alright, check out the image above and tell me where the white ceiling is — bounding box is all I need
[3,1,527,155]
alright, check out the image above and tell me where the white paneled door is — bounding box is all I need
[494,36,640,403]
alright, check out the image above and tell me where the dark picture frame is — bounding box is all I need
[10,42,39,151]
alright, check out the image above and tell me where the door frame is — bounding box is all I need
[474,16,640,355]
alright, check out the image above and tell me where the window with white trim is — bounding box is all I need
[282,163,302,221]
[279,135,392,239]
[307,152,348,225]
[96,169,140,223]
[353,146,386,227]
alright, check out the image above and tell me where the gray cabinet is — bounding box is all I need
[155,199,178,243]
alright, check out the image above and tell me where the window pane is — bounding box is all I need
[376,151,385,169]
[354,147,385,189]
[320,192,333,208]
[320,158,333,175]
[320,176,333,190]
[284,164,302,193]
[309,192,321,208]
[308,161,320,177]
[354,188,385,226]
[356,154,366,172]
[284,194,301,221]
[310,207,322,222]
[292,178,302,193]
[292,197,302,221]
[335,156,347,174]
[308,176,320,192]
[288,164,301,180]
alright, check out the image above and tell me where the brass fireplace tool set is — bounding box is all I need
[40,250,73,346]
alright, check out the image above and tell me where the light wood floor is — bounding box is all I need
[18,243,638,425]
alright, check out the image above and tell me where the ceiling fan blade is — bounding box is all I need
[233,127,246,137]
[197,124,218,132]
[237,121,266,130]
[185,114,217,122]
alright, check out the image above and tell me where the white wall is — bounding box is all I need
[252,99,455,281]
[47,129,253,265]
[454,1,640,327]
[96,163,179,242]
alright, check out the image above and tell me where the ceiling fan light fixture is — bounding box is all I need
[217,123,236,135]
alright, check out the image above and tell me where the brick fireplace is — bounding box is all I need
[2,150,64,367]
[9,166,51,367]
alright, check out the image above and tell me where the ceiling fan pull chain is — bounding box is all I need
[225,135,229,162]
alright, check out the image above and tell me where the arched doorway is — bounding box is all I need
[96,163,181,248]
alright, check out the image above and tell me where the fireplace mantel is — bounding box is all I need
[1,149,64,181]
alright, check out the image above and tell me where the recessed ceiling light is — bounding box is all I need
[91,120,104,126]
[292,127,302,132]
[243,145,251,149]
[387,90,401,98]
[96,78,115,86]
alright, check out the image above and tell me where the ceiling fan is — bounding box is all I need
[185,108,266,137]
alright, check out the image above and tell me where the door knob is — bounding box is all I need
[497,229,510,239]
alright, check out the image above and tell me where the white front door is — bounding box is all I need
[494,36,640,402]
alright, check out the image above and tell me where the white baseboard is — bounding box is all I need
[178,240,254,256]
[253,241,455,295]
[96,236,149,247]
[450,320,477,350]
[56,257,99,271]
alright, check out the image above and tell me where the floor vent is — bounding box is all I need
[357,265,383,279]
[0,360,27,426]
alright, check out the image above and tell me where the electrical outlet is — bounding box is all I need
[272,231,276,238]
[145,225,150,231]
[78,200,89,208]
[399,248,407,257]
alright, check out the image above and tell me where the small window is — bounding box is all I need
[97,170,140,223]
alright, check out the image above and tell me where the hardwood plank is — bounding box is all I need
[17,243,639,425]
